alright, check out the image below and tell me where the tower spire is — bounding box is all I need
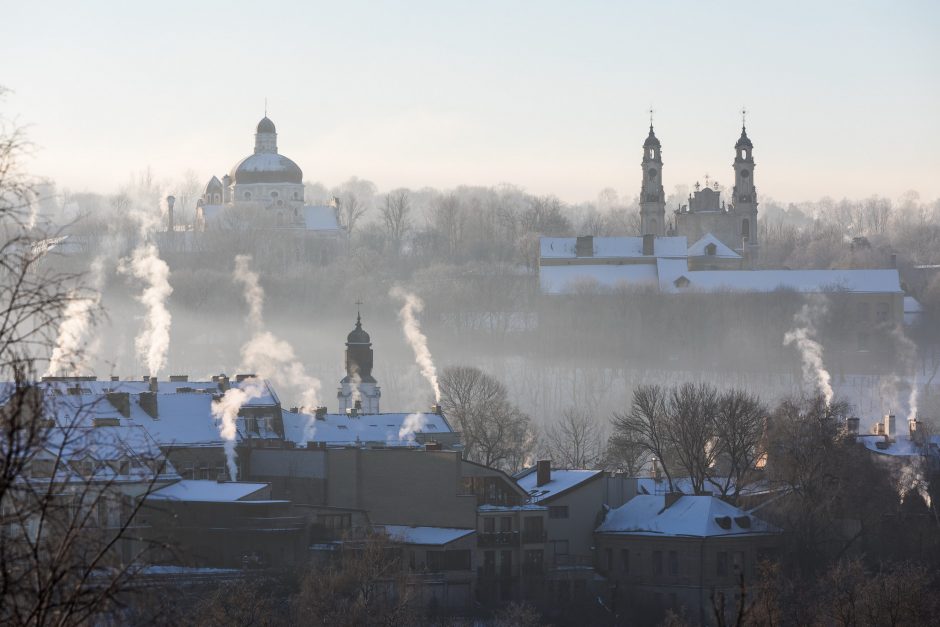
[741,107,747,130]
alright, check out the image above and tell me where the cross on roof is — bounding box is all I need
[649,107,654,126]
[741,107,747,128]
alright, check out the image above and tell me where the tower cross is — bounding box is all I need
[649,107,654,127]
[741,107,747,128]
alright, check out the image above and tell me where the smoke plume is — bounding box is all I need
[398,412,428,443]
[122,242,173,376]
[783,299,833,406]
[211,378,265,481]
[390,286,440,402]
[890,325,919,422]
[46,257,106,377]
[213,255,322,455]
[349,366,363,406]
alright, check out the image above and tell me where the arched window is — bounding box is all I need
[244,191,251,200]
[741,219,750,238]
[276,211,284,226]
[213,193,220,204]
[292,191,299,200]
[705,243,717,256]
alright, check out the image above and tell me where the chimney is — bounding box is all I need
[166,195,175,232]
[106,392,131,418]
[536,459,551,487]
[884,414,896,438]
[218,375,230,392]
[110,375,120,382]
[148,377,158,393]
[664,492,682,509]
[575,235,594,257]
[845,416,860,436]
[354,399,362,411]
[346,407,359,418]
[139,392,158,419]
[642,234,655,256]
[424,442,443,451]
[169,375,188,382]
[236,373,257,382]
[430,404,442,415]
[909,418,921,440]
[890,253,897,268]
[315,406,328,420]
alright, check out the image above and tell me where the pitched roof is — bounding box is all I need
[281,411,453,447]
[540,236,688,259]
[379,525,475,546]
[596,494,779,537]
[147,480,270,502]
[515,468,604,503]
[687,233,742,259]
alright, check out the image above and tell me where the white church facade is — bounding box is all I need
[194,116,343,237]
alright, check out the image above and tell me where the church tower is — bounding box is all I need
[337,313,381,414]
[640,124,666,236]
[731,119,758,260]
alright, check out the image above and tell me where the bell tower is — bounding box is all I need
[640,112,666,237]
[731,110,758,261]
[337,310,381,414]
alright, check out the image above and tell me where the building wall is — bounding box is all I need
[594,533,779,622]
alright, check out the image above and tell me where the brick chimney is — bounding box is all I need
[536,459,551,487]
[575,235,594,257]
[664,492,683,509]
[139,392,158,419]
[106,392,130,418]
[642,234,655,256]
[845,416,860,436]
[884,414,896,438]
[148,377,158,393]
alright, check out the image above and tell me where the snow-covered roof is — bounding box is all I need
[147,480,269,502]
[858,433,940,458]
[515,468,604,502]
[540,264,659,295]
[596,494,779,537]
[687,233,742,259]
[303,205,342,232]
[540,236,688,259]
[379,525,475,546]
[665,269,903,295]
[281,411,453,447]
[904,296,924,326]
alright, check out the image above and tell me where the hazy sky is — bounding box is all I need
[4,0,938,204]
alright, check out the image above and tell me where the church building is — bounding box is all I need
[337,313,381,414]
[194,116,343,237]
[640,120,759,265]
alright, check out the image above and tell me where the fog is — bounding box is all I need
[32,174,940,436]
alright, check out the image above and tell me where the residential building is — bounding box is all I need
[595,494,780,624]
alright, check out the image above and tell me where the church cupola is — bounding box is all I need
[254,116,278,154]
[640,114,666,236]
[338,312,381,414]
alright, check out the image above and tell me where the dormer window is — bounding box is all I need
[705,243,717,256]
[674,276,690,288]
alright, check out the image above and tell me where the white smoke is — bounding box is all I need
[783,299,833,406]
[890,325,919,423]
[211,378,265,481]
[349,366,363,406]
[121,242,172,376]
[398,412,428,444]
[390,286,440,402]
[45,257,106,377]
[211,255,323,475]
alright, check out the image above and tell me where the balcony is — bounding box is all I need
[477,531,520,547]
[521,529,547,544]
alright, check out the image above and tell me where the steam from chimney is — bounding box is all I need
[889,325,919,423]
[783,299,833,406]
[390,286,440,402]
[231,255,322,437]
[121,242,173,376]
[398,412,428,443]
[349,366,363,406]
[211,378,265,481]
[46,257,106,377]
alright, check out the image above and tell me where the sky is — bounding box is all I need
[3,0,939,204]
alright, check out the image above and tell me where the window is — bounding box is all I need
[875,302,890,323]
[483,517,495,533]
[857,302,870,324]
[605,548,613,572]
[427,549,471,571]
[652,550,663,576]
[705,243,717,256]
[244,192,251,200]
[499,517,512,532]
[621,548,630,573]
[500,550,513,576]
[548,506,569,519]
[271,191,279,199]
[293,191,299,200]
[732,551,744,574]
[668,550,679,576]
[552,540,569,557]
[483,550,496,576]
[741,219,750,238]
[717,551,728,576]
[319,513,351,531]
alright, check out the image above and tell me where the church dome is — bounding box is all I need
[643,125,661,148]
[735,127,753,149]
[347,314,371,345]
[230,153,303,184]
[257,116,276,134]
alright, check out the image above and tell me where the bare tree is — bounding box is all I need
[541,407,604,469]
[380,188,412,254]
[710,388,767,501]
[439,366,535,473]
[665,383,720,495]
[332,177,375,236]
[610,384,676,490]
